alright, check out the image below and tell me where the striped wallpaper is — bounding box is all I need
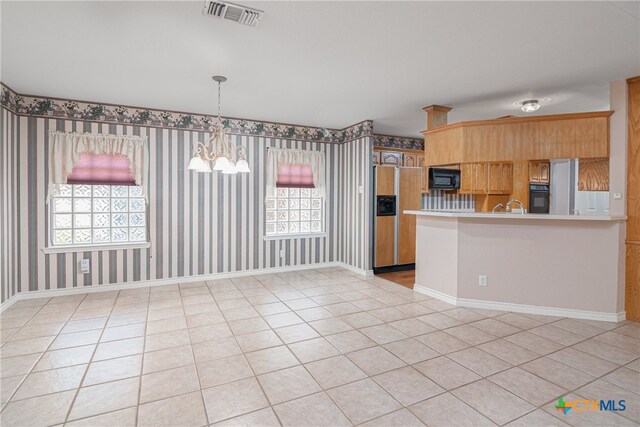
[422,190,475,211]
[0,106,373,303]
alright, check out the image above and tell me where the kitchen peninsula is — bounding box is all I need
[405,210,627,321]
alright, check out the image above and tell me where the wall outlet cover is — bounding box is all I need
[478,275,487,287]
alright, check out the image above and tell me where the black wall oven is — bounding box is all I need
[529,184,550,214]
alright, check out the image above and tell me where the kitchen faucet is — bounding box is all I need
[492,203,504,213]
[505,199,527,214]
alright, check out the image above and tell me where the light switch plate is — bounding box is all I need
[614,192,622,199]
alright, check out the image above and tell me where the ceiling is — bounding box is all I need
[1,1,638,137]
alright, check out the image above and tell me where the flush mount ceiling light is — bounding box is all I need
[188,76,250,175]
[520,99,541,113]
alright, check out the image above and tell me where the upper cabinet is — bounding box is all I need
[379,151,403,166]
[529,161,550,184]
[422,112,613,166]
[459,162,512,195]
[578,158,610,191]
[402,153,420,167]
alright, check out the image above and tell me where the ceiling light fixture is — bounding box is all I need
[188,76,250,174]
[520,99,541,113]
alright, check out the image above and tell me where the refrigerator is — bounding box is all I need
[373,165,422,273]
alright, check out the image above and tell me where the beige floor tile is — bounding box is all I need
[415,331,470,354]
[1,374,24,404]
[263,312,304,329]
[107,311,147,327]
[369,307,410,323]
[145,317,187,336]
[493,313,544,330]
[188,323,233,344]
[339,312,383,329]
[548,347,618,377]
[254,302,290,316]
[360,408,425,427]
[477,339,539,365]
[613,323,640,339]
[222,307,260,322]
[83,354,142,386]
[448,347,512,377]
[0,389,76,427]
[504,409,569,427]
[504,331,564,355]
[626,358,640,372]
[227,317,270,335]
[325,330,376,353]
[258,365,321,405]
[409,392,496,427]
[101,323,146,342]
[413,356,481,390]
[182,302,219,317]
[283,297,319,310]
[552,318,609,338]
[93,337,143,361]
[139,364,200,403]
[572,338,639,365]
[1,335,55,356]
[395,303,434,317]
[542,392,637,427]
[274,323,320,344]
[69,377,140,421]
[137,390,208,427]
[387,318,436,337]
[489,367,567,406]
[197,354,253,388]
[373,366,444,406]
[210,407,280,426]
[218,297,252,310]
[577,379,640,424]
[236,330,283,352]
[305,355,367,389]
[312,294,345,306]
[417,313,463,329]
[452,380,535,425]
[352,298,387,311]
[308,318,353,335]
[296,307,335,322]
[347,346,405,376]
[274,391,351,426]
[147,306,184,322]
[325,302,361,316]
[470,318,522,337]
[327,378,401,425]
[8,322,65,341]
[593,331,640,354]
[144,328,191,352]
[1,353,41,378]
[528,324,586,346]
[12,364,86,400]
[65,407,138,427]
[143,344,194,374]
[521,356,596,390]
[360,324,409,345]
[202,377,269,424]
[288,337,340,363]
[601,367,640,393]
[186,311,226,328]
[192,337,242,364]
[245,345,300,375]
[383,338,439,365]
[444,324,498,345]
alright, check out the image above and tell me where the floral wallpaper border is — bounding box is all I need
[372,134,424,151]
[1,83,374,144]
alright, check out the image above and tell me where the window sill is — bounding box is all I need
[42,242,151,254]
[263,233,326,241]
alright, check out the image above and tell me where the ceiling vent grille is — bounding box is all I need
[202,1,263,27]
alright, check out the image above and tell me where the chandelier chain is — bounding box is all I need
[217,81,222,120]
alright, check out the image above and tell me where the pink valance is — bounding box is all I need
[67,154,136,185]
[276,164,315,188]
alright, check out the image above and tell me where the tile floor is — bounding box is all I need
[0,267,638,426]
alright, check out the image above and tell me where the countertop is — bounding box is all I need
[404,210,627,221]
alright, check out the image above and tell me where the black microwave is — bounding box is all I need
[429,168,461,190]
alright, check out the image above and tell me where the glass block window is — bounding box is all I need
[265,187,324,236]
[49,184,147,247]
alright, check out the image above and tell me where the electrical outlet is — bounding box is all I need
[80,258,90,274]
[614,192,623,200]
[478,275,487,287]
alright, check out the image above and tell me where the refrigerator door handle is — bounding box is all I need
[394,166,399,266]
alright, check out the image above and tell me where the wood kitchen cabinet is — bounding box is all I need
[460,162,512,195]
[402,153,420,167]
[379,151,403,166]
[578,158,609,191]
[529,161,550,184]
[372,151,381,165]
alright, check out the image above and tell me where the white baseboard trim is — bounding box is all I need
[414,284,626,323]
[0,261,372,314]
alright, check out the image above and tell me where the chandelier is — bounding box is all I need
[188,76,250,174]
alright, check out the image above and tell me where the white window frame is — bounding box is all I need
[43,184,150,254]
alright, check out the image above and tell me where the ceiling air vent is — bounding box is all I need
[202,1,263,27]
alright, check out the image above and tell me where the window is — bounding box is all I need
[50,184,147,247]
[265,187,324,236]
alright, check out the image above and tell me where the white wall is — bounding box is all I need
[609,80,628,216]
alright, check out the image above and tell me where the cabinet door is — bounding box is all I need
[372,151,381,165]
[501,163,513,194]
[487,164,502,194]
[403,153,419,167]
[380,151,402,166]
[539,162,550,183]
[473,164,488,194]
[459,164,474,194]
[529,162,540,183]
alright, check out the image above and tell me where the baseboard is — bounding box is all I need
[414,283,626,323]
[0,261,372,313]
